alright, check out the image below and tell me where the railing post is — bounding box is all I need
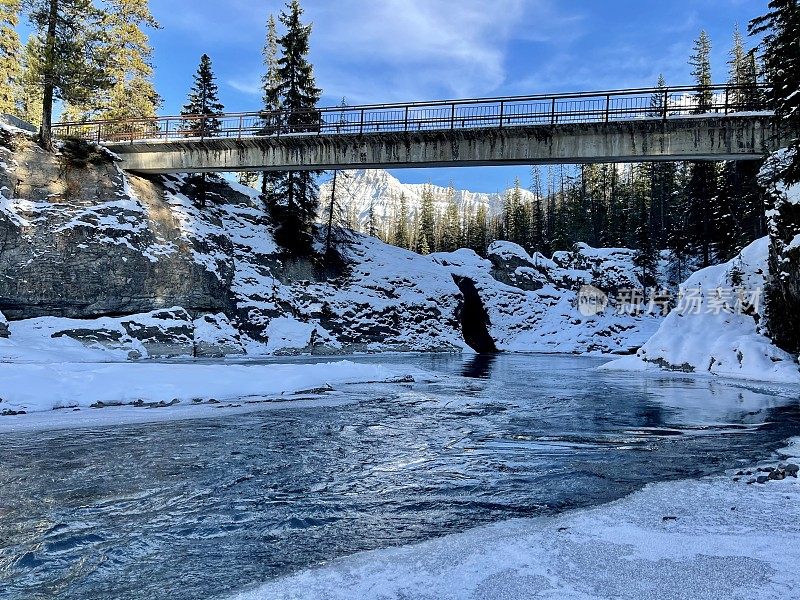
[97,124,102,144]
[239,115,244,139]
[404,106,409,132]
[499,101,504,128]
[605,95,610,123]
[724,88,729,115]
[663,89,669,121]
[450,103,456,129]
[360,108,365,135]
[551,98,557,124]
[165,118,170,141]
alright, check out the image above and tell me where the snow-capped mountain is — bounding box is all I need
[319,169,537,231]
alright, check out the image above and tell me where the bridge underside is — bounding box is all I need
[106,116,781,175]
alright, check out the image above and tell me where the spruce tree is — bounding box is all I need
[0,0,21,116]
[393,193,410,250]
[418,185,436,254]
[471,204,490,256]
[750,0,800,353]
[260,14,282,197]
[180,54,224,138]
[25,0,113,150]
[690,31,713,112]
[17,35,43,126]
[60,0,159,124]
[687,31,718,266]
[98,0,160,121]
[751,0,800,182]
[440,184,461,252]
[268,0,322,254]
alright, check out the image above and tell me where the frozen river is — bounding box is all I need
[1,354,799,599]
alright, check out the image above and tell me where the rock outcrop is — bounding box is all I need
[0,131,232,320]
[0,125,670,360]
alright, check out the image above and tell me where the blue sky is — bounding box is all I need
[59,0,776,191]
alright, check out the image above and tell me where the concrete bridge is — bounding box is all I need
[53,85,786,174]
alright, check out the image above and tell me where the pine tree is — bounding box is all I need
[321,170,353,264]
[25,0,113,150]
[393,192,410,250]
[260,13,282,197]
[469,204,490,256]
[687,31,718,266]
[690,31,713,112]
[17,35,43,126]
[750,0,800,353]
[648,74,668,117]
[180,54,224,138]
[440,184,461,252]
[530,167,547,254]
[632,165,658,287]
[98,0,160,121]
[0,0,21,116]
[268,0,322,255]
[418,184,436,254]
[751,0,800,182]
[60,0,159,125]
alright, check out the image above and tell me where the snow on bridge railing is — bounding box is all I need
[52,84,771,145]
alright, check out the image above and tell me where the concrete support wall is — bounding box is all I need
[107,116,783,174]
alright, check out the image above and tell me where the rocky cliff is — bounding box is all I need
[0,125,665,360]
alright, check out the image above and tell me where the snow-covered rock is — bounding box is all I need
[0,310,8,338]
[603,238,800,383]
[0,127,673,360]
[432,242,665,355]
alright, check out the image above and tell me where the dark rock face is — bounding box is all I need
[0,136,233,320]
[452,275,497,354]
[486,242,549,291]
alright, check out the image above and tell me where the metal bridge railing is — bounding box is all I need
[52,84,770,145]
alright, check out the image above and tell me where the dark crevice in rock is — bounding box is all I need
[452,275,498,354]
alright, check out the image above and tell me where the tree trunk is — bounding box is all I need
[39,0,59,152]
[325,171,337,257]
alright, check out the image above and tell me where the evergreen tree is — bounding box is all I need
[690,30,713,112]
[17,35,43,126]
[25,0,113,150]
[98,0,160,121]
[632,165,658,287]
[268,0,322,254]
[648,74,668,117]
[321,170,353,264]
[751,0,800,182]
[530,167,547,254]
[0,0,21,116]
[469,204,490,256]
[687,31,718,266]
[180,54,224,137]
[392,193,410,250]
[61,0,160,124]
[260,13,282,197]
[750,0,800,352]
[440,184,461,252]
[418,184,436,254]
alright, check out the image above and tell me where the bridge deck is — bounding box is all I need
[51,85,783,173]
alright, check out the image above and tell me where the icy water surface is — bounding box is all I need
[1,354,799,600]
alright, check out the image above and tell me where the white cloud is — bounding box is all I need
[153,0,587,105]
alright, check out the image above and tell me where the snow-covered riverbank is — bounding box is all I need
[0,360,419,422]
[229,438,800,600]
